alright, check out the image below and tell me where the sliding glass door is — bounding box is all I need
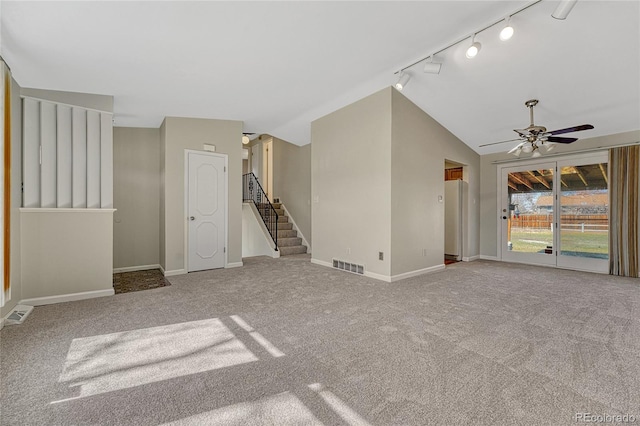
[501,162,557,267]
[500,153,609,273]
[556,155,609,272]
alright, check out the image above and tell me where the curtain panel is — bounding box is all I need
[609,145,639,277]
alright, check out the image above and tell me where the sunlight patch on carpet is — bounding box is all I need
[57,318,258,399]
[160,391,322,426]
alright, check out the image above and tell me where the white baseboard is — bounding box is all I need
[163,269,186,277]
[0,317,4,330]
[479,255,500,261]
[20,289,115,306]
[364,270,392,282]
[113,264,161,273]
[226,262,243,269]
[462,255,480,262]
[310,258,331,268]
[390,264,445,282]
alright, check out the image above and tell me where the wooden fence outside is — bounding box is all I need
[511,214,608,229]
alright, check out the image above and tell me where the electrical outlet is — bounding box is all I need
[378,252,384,261]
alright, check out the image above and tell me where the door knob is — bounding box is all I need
[189,216,195,221]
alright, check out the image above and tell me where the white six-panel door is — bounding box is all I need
[187,151,226,272]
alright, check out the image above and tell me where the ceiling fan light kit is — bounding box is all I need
[478,98,594,157]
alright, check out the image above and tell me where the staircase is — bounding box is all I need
[271,203,307,256]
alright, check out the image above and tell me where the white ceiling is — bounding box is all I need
[2,1,639,154]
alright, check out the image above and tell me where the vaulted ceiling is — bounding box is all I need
[2,1,638,154]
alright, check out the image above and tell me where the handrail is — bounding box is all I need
[242,173,278,250]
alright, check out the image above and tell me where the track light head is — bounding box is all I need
[395,72,411,91]
[465,35,481,59]
[242,135,250,145]
[423,56,442,74]
[552,0,578,20]
[499,18,514,41]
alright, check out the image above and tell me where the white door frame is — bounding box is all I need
[497,151,610,273]
[184,149,229,272]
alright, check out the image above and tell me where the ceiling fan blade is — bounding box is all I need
[546,136,578,144]
[513,129,530,137]
[479,138,522,148]
[547,124,594,135]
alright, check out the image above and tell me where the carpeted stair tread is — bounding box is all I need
[275,222,293,230]
[279,245,307,255]
[277,229,298,238]
[277,215,289,223]
[278,237,302,247]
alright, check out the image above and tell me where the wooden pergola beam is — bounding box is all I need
[598,163,608,184]
[574,167,588,186]
[509,172,533,190]
[527,170,550,189]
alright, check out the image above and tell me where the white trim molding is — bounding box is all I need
[113,264,161,274]
[390,264,445,282]
[462,255,480,262]
[479,255,500,261]
[20,289,114,306]
[226,262,243,269]
[162,269,186,277]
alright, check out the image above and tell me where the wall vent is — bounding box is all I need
[332,259,364,275]
[3,305,34,326]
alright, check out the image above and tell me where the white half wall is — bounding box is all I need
[242,203,278,258]
[20,209,115,302]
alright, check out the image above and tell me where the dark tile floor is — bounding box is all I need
[112,269,170,294]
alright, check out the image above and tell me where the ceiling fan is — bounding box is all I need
[480,99,594,157]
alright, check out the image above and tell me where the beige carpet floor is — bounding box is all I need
[1,255,638,425]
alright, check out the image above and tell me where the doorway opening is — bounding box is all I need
[444,160,465,265]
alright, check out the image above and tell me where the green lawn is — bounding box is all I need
[510,229,608,258]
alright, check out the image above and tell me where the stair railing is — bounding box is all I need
[243,172,278,251]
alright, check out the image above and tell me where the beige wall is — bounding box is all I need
[160,117,243,273]
[20,210,114,301]
[273,138,312,246]
[390,89,480,276]
[1,77,23,318]
[311,87,481,281]
[113,127,160,269]
[311,89,393,277]
[479,130,640,257]
[20,87,113,112]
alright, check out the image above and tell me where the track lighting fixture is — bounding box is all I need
[552,0,578,20]
[392,0,543,83]
[395,72,411,91]
[423,56,442,74]
[499,17,514,41]
[465,34,481,59]
[242,135,250,145]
